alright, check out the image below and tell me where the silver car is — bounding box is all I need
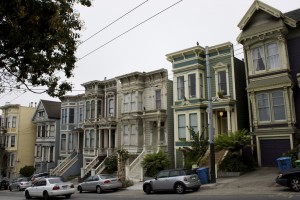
[143,169,201,194]
[9,177,30,191]
[78,174,122,193]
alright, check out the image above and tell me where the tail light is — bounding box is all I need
[70,184,74,188]
[52,185,60,190]
[103,180,111,184]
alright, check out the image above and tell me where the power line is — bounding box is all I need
[77,0,184,61]
[78,0,150,46]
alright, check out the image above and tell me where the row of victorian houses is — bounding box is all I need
[0,0,299,181]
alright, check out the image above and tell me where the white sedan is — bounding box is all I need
[24,177,75,200]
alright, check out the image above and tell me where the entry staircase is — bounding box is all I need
[202,149,228,172]
[80,155,107,180]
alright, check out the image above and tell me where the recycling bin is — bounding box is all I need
[196,167,210,184]
[276,157,292,172]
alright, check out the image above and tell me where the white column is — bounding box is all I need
[41,146,44,161]
[227,109,231,133]
[108,129,112,148]
[47,146,51,162]
[34,145,37,157]
[157,120,161,146]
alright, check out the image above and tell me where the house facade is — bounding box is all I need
[166,42,248,168]
[32,100,61,173]
[0,104,36,179]
[116,68,174,179]
[237,1,300,166]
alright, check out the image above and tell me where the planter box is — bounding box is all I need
[217,171,243,177]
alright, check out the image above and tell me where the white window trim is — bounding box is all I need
[213,62,229,97]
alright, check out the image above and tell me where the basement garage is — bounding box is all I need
[260,139,291,167]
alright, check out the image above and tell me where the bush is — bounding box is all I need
[219,153,248,172]
[282,145,300,167]
[19,166,35,177]
[104,155,118,173]
[141,150,170,177]
[121,179,134,188]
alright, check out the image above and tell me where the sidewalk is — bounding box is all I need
[126,167,282,194]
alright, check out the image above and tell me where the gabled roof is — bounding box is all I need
[237,0,297,30]
[40,100,61,119]
[284,8,300,24]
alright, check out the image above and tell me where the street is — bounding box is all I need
[1,188,300,200]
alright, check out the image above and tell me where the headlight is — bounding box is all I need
[277,174,283,178]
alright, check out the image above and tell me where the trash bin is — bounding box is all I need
[196,167,210,184]
[276,157,292,172]
[295,160,300,168]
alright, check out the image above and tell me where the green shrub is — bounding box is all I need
[19,166,35,177]
[104,155,118,173]
[141,150,170,177]
[219,153,248,172]
[282,145,300,167]
[121,179,134,188]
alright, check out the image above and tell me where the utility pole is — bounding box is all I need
[205,46,216,183]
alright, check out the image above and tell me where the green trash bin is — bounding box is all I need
[295,160,300,168]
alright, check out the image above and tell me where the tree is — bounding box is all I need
[0,0,91,97]
[104,155,118,174]
[19,165,35,177]
[141,150,170,177]
[179,127,209,168]
[117,149,129,182]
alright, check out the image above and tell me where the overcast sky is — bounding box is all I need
[1,0,299,107]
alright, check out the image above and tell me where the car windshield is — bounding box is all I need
[181,169,195,175]
[48,178,63,184]
[100,174,116,179]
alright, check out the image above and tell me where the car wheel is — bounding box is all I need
[144,184,152,194]
[290,178,300,192]
[65,194,71,199]
[175,183,185,194]
[9,186,12,191]
[96,186,102,194]
[78,186,83,193]
[43,191,49,200]
[25,191,32,199]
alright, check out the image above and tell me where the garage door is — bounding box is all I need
[260,139,291,167]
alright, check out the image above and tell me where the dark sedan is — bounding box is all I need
[275,168,300,192]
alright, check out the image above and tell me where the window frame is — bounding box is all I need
[178,114,186,140]
[188,73,196,98]
[177,76,185,100]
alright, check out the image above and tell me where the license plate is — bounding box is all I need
[62,186,67,189]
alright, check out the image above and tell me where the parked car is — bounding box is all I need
[0,177,9,190]
[29,172,49,185]
[77,174,122,193]
[24,177,75,200]
[9,177,31,191]
[275,168,300,192]
[143,168,201,194]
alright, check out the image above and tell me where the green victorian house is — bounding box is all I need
[166,42,249,168]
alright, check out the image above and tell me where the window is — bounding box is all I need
[85,131,90,148]
[50,125,55,137]
[200,73,204,98]
[61,134,66,150]
[253,43,279,72]
[123,94,129,112]
[36,145,41,157]
[79,107,83,122]
[91,100,95,119]
[6,117,10,128]
[86,101,90,119]
[177,76,185,100]
[155,90,161,109]
[189,113,198,139]
[108,99,114,115]
[97,100,102,117]
[12,116,16,128]
[90,130,95,148]
[130,93,136,111]
[68,133,72,150]
[218,71,227,95]
[188,74,196,98]
[256,90,286,122]
[69,108,74,123]
[178,115,186,140]
[10,136,15,147]
[10,154,14,166]
[61,109,67,124]
[38,111,44,117]
[130,125,137,145]
[123,125,129,145]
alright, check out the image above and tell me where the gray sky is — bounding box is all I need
[1,0,298,107]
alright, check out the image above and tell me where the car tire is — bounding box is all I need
[144,184,152,194]
[65,194,71,199]
[174,183,185,194]
[290,177,300,192]
[43,191,49,200]
[78,186,83,193]
[9,186,12,191]
[25,191,32,199]
[96,186,102,194]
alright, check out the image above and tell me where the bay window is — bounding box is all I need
[188,74,196,98]
[253,42,279,72]
[177,76,185,100]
